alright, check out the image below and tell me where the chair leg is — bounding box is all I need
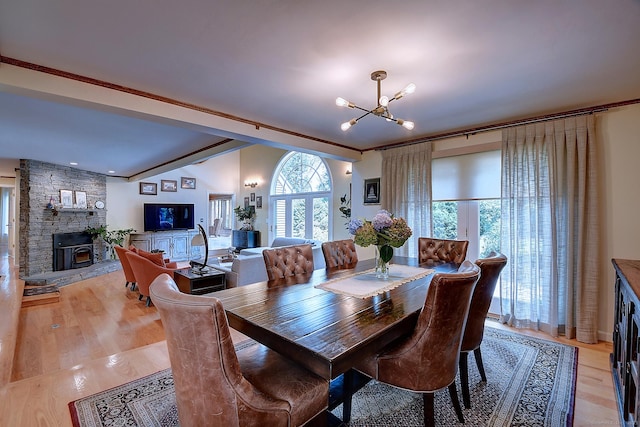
[473,348,487,382]
[146,296,152,307]
[138,294,143,301]
[459,351,471,409]
[125,281,129,288]
[422,393,435,427]
[130,282,136,291]
[448,382,465,424]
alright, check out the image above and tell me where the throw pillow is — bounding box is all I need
[137,249,166,267]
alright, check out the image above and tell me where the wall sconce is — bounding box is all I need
[345,169,352,175]
[244,182,258,188]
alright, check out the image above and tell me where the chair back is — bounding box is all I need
[150,275,289,426]
[322,239,358,269]
[461,252,508,352]
[125,251,175,297]
[262,244,314,281]
[418,237,469,264]
[113,245,136,283]
[376,261,480,392]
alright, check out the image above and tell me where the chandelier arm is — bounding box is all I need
[355,110,373,122]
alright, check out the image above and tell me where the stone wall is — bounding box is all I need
[19,159,107,277]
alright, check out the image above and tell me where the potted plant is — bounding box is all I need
[234,206,255,231]
[85,225,136,260]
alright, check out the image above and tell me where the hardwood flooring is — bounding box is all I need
[0,252,621,426]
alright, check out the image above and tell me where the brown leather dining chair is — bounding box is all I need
[459,251,508,409]
[262,244,315,281]
[351,261,480,427]
[321,239,358,270]
[418,237,469,265]
[149,274,329,426]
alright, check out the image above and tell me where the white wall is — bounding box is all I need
[106,151,240,233]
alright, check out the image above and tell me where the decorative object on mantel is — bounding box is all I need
[75,191,87,209]
[60,189,73,208]
[234,205,255,231]
[85,225,136,260]
[349,210,412,279]
[94,200,105,209]
[335,70,416,131]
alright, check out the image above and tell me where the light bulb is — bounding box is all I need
[397,119,414,130]
[379,95,389,107]
[341,119,357,131]
[336,97,352,108]
[402,83,416,95]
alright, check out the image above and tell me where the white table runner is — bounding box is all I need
[315,264,435,298]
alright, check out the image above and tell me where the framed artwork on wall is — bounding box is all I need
[181,177,196,189]
[250,192,256,202]
[140,182,157,195]
[244,196,250,208]
[256,196,263,209]
[60,189,73,208]
[364,178,381,205]
[161,180,177,192]
[75,191,87,209]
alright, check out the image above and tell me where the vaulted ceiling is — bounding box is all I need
[1,0,639,178]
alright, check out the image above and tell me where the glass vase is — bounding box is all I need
[375,245,392,279]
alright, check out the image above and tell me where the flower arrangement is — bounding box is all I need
[348,210,412,278]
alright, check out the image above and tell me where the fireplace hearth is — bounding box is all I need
[53,232,94,271]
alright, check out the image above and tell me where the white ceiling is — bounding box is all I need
[1,0,640,178]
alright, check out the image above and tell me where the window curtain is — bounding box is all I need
[380,142,432,257]
[500,115,600,343]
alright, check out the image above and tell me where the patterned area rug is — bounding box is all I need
[69,328,577,426]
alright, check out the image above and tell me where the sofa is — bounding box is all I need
[211,237,326,288]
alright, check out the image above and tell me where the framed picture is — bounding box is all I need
[75,191,87,209]
[60,189,73,208]
[256,196,262,209]
[364,178,381,205]
[161,180,177,192]
[181,177,196,189]
[244,196,250,208]
[250,192,256,202]
[139,182,157,195]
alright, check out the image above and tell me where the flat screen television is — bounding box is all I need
[143,203,195,231]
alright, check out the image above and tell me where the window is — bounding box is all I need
[270,152,332,242]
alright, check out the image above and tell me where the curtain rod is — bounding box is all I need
[375,98,640,151]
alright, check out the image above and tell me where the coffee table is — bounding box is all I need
[174,268,226,295]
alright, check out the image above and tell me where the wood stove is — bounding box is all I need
[53,232,94,271]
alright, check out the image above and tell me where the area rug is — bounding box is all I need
[69,327,577,426]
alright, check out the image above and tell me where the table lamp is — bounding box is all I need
[191,224,209,272]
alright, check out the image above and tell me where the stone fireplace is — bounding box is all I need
[52,232,94,271]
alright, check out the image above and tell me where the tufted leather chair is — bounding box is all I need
[125,251,179,306]
[459,251,508,409]
[149,274,329,426]
[114,245,137,290]
[418,238,469,265]
[262,244,315,281]
[321,239,358,270]
[352,261,480,427]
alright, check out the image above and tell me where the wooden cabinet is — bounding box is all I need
[612,259,640,426]
[130,230,194,261]
[232,230,260,250]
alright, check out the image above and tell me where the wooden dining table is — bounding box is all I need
[212,256,459,382]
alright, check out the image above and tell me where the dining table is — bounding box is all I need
[212,256,459,382]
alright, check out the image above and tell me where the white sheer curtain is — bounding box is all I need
[380,143,432,257]
[500,115,600,343]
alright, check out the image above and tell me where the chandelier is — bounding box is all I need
[336,70,416,131]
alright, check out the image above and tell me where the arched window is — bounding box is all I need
[270,152,332,242]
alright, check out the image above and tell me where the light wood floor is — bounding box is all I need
[0,252,621,426]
